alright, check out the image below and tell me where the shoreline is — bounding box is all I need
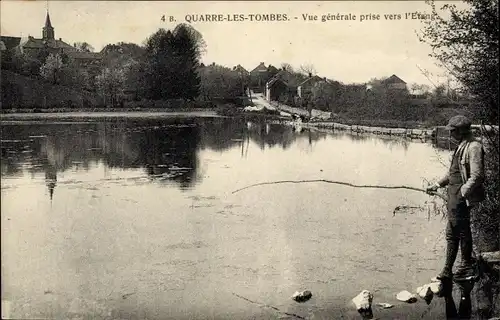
[0,110,438,140]
[0,109,220,121]
[296,121,436,139]
[2,110,495,141]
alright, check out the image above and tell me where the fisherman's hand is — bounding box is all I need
[426,183,439,194]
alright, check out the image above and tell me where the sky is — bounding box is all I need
[1,1,469,87]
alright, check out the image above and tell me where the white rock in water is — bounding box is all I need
[352,290,373,311]
[376,302,394,309]
[396,290,418,303]
[429,282,443,295]
[291,290,312,302]
[416,285,434,304]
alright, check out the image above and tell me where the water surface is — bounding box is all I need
[1,117,451,319]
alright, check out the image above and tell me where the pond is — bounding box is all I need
[1,117,452,319]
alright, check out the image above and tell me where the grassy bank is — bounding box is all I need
[0,107,218,114]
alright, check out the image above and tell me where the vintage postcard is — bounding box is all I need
[1,1,499,319]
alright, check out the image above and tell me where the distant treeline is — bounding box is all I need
[0,23,252,109]
[0,22,471,124]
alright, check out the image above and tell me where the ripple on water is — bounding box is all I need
[163,241,209,250]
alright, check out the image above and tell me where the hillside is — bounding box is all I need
[1,70,100,109]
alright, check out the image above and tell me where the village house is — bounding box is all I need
[265,77,288,101]
[232,64,249,76]
[249,62,268,76]
[1,11,102,68]
[265,68,301,102]
[381,74,407,90]
[249,62,269,92]
[297,74,330,98]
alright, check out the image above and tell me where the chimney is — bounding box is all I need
[282,66,286,71]
[59,38,62,41]
[309,72,312,78]
[74,43,76,47]
[324,77,326,81]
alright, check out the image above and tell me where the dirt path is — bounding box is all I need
[249,92,276,110]
[268,100,331,120]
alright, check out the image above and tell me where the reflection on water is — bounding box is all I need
[1,117,453,319]
[1,118,330,198]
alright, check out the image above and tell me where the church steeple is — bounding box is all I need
[42,11,55,40]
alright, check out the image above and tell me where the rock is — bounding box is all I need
[376,302,393,309]
[291,290,312,302]
[352,290,373,318]
[429,281,444,297]
[416,285,434,304]
[396,290,418,303]
[481,251,500,263]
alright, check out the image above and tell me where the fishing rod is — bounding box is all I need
[232,179,447,202]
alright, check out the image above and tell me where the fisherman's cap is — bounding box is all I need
[445,115,472,130]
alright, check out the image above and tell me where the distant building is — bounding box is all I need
[297,73,328,98]
[266,77,288,101]
[232,64,249,76]
[381,74,407,90]
[265,68,301,102]
[1,11,102,68]
[250,62,268,75]
[267,65,279,75]
[249,62,269,92]
[0,36,22,51]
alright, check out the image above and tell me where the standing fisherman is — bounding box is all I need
[426,115,485,280]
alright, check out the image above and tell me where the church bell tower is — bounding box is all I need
[42,11,55,40]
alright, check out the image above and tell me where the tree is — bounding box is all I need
[310,81,336,112]
[173,23,207,58]
[432,84,447,99]
[198,64,243,100]
[410,83,432,96]
[299,64,317,76]
[123,58,146,100]
[17,53,42,76]
[280,63,294,73]
[143,26,202,101]
[100,42,146,98]
[172,24,201,100]
[36,47,51,65]
[40,53,64,84]
[101,42,146,65]
[144,29,177,100]
[74,42,95,52]
[418,0,499,124]
[59,61,89,90]
[96,67,126,107]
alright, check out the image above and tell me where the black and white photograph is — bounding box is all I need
[1,1,499,319]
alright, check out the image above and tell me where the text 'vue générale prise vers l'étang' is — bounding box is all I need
[161,12,434,23]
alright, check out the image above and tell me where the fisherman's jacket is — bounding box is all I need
[437,136,486,206]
